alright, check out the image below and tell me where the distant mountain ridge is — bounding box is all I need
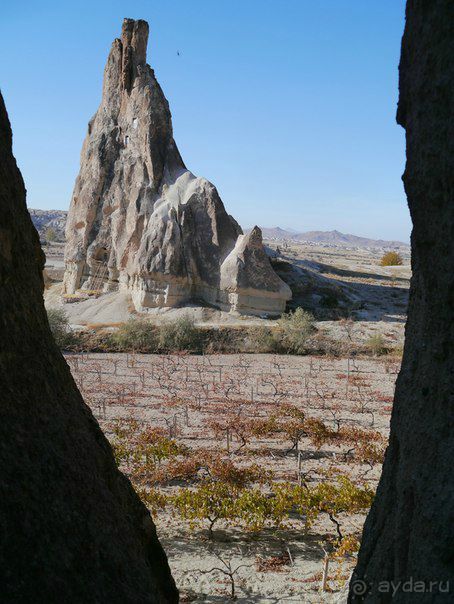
[28,208,67,239]
[248,227,409,249]
[28,210,409,250]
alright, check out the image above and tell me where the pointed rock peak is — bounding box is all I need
[64,20,291,317]
[121,18,148,61]
[244,226,263,247]
[120,18,149,91]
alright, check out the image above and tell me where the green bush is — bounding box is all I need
[44,226,58,242]
[47,308,76,349]
[278,308,315,354]
[158,316,202,352]
[110,318,157,352]
[247,309,315,355]
[166,476,374,539]
[171,481,236,538]
[365,333,387,356]
[108,316,202,353]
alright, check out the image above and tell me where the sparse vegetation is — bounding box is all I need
[365,333,388,356]
[64,346,397,599]
[108,316,203,353]
[110,317,157,352]
[44,226,58,242]
[158,316,202,352]
[49,315,402,362]
[247,325,280,353]
[278,308,315,354]
[247,309,315,355]
[46,308,76,348]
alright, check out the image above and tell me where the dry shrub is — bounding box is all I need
[108,316,204,353]
[110,317,157,352]
[365,334,388,356]
[202,326,245,353]
[248,308,315,355]
[158,315,202,352]
[47,308,78,349]
[278,308,315,354]
[379,251,403,266]
[246,326,280,353]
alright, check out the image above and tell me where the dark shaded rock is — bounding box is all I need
[0,92,177,602]
[349,1,454,602]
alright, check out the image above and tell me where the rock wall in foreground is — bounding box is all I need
[63,18,291,316]
[0,91,177,602]
[349,1,454,601]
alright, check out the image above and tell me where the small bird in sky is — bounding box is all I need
[177,50,181,56]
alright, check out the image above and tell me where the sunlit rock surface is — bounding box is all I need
[63,18,291,316]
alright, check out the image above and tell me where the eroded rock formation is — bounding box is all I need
[63,18,291,316]
[349,1,454,601]
[0,92,177,601]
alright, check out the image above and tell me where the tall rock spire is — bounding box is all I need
[120,18,149,91]
[63,18,291,316]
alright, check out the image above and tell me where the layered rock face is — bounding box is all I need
[63,18,291,316]
[0,92,177,600]
[349,1,454,601]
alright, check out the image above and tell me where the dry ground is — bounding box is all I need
[66,351,399,602]
[45,241,410,350]
[48,240,406,600]
[269,241,410,347]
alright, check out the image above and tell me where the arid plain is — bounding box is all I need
[43,237,409,602]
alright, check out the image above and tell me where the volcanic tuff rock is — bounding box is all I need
[63,18,291,315]
[0,93,177,601]
[349,0,454,601]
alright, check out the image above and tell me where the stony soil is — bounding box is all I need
[66,351,399,602]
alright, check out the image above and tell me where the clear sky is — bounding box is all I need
[1,0,410,241]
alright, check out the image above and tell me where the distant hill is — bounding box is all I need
[28,211,409,250]
[247,226,409,249]
[254,227,295,240]
[293,229,409,249]
[28,209,67,240]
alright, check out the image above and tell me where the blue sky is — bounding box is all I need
[1,0,410,241]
